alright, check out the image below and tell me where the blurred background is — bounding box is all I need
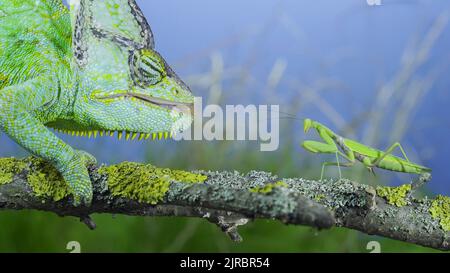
[1,0,450,252]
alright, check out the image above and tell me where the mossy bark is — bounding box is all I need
[0,157,449,251]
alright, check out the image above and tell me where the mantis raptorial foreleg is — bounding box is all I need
[370,142,410,166]
[302,139,340,179]
[302,127,357,180]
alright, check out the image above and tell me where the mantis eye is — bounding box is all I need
[131,49,166,87]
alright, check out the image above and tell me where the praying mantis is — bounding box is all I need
[301,119,432,182]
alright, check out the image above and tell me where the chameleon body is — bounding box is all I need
[0,0,195,205]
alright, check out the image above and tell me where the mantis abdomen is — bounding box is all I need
[375,156,431,174]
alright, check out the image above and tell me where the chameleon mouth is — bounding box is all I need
[74,91,193,141]
[93,92,193,113]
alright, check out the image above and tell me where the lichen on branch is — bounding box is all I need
[98,162,207,204]
[376,184,412,207]
[0,156,449,251]
[430,195,450,231]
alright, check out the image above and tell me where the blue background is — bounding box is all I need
[0,0,449,252]
[4,0,449,194]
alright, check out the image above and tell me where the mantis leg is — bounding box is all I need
[320,160,355,180]
[303,124,357,180]
[370,142,410,166]
[320,151,356,180]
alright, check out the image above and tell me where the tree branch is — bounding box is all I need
[0,157,448,251]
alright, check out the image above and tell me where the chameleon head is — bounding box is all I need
[81,48,195,138]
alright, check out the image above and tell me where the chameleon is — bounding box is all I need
[0,0,195,205]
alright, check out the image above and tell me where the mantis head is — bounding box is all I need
[303,118,313,133]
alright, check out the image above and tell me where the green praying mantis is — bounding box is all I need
[301,119,432,182]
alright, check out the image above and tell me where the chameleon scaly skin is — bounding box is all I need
[0,0,195,205]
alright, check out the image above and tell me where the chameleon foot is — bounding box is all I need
[75,150,97,166]
[59,152,94,206]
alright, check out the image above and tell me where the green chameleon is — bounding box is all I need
[301,118,432,181]
[0,0,195,205]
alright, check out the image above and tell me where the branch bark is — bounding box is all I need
[0,157,448,251]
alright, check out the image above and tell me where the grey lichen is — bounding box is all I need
[282,178,369,211]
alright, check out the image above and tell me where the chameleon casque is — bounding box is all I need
[0,0,195,205]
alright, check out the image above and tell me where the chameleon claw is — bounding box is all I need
[76,150,97,166]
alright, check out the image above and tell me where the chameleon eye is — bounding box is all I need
[130,49,166,87]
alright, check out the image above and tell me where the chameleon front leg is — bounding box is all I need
[0,77,93,205]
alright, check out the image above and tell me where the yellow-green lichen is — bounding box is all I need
[250,181,288,195]
[376,184,411,207]
[314,194,326,202]
[0,157,27,185]
[98,162,207,205]
[429,195,450,232]
[26,157,70,202]
[1,157,69,201]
